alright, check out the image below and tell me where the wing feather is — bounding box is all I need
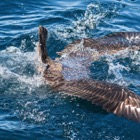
[57,79,140,122]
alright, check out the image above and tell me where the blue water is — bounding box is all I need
[0,0,140,139]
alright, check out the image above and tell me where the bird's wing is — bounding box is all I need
[57,79,140,122]
[57,32,140,56]
[94,32,140,52]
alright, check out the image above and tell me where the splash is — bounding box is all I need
[53,3,102,40]
[103,49,140,86]
[72,4,103,32]
[53,3,121,42]
[15,100,47,124]
[0,46,44,89]
[0,46,47,124]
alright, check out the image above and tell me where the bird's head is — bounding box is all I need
[38,26,64,87]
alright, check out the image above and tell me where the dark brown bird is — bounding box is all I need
[37,26,140,122]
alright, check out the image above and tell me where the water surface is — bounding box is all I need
[0,0,140,139]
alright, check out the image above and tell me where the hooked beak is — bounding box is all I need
[39,25,48,48]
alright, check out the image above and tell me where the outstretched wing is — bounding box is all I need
[56,32,140,73]
[57,32,140,56]
[93,32,140,52]
[57,79,140,122]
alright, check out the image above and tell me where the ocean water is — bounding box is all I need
[0,0,140,140]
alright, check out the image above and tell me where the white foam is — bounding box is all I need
[72,3,104,31]
[103,49,140,86]
[2,46,21,53]
[53,3,106,41]
[0,46,44,88]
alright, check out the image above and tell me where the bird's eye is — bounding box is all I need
[46,65,50,69]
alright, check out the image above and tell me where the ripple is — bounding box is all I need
[0,0,140,139]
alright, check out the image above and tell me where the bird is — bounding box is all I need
[37,25,140,122]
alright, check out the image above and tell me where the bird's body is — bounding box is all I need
[38,26,140,122]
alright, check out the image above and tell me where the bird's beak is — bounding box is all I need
[38,25,48,63]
